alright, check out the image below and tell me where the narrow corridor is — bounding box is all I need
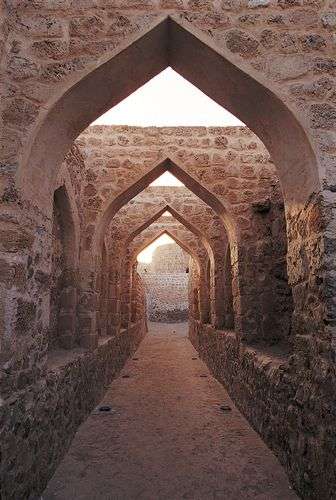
[44,324,297,500]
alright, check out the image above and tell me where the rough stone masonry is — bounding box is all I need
[0,2,336,499]
[138,242,190,322]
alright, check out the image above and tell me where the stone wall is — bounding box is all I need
[128,216,206,323]
[131,271,148,325]
[0,140,149,499]
[1,0,333,345]
[1,0,335,357]
[0,121,329,499]
[139,243,190,322]
[189,320,336,500]
[77,125,291,342]
[49,189,65,350]
[1,320,146,500]
[1,3,336,498]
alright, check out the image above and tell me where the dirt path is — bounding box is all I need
[44,323,298,500]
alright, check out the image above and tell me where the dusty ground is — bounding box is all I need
[43,323,298,500]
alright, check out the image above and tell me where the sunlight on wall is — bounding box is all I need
[92,67,244,127]
[150,172,184,186]
[137,234,174,264]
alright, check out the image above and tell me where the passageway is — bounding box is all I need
[44,323,297,500]
[2,4,335,497]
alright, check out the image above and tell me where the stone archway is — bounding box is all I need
[18,17,319,209]
[10,13,324,345]
[128,222,208,325]
[2,6,336,499]
[94,157,236,255]
[84,158,238,344]
[98,153,244,322]
[132,229,202,324]
[106,207,212,333]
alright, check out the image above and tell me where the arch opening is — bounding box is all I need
[103,175,233,333]
[94,157,237,257]
[16,14,312,347]
[1,8,333,500]
[136,231,200,324]
[111,210,210,332]
[19,16,319,211]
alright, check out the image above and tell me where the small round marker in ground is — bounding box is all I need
[219,404,231,412]
[98,405,112,412]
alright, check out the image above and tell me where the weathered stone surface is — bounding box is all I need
[310,103,336,129]
[0,321,146,499]
[0,2,335,499]
[189,319,336,500]
[0,226,34,252]
[321,12,336,29]
[139,244,190,323]
[31,39,69,60]
[2,98,39,127]
[15,299,36,336]
[225,29,260,57]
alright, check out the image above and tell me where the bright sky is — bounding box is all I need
[137,233,174,264]
[150,172,184,187]
[92,67,244,127]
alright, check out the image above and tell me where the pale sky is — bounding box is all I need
[92,68,244,127]
[137,234,174,264]
[150,172,184,187]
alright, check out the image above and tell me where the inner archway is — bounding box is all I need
[114,210,210,333]
[101,172,237,337]
[137,233,195,324]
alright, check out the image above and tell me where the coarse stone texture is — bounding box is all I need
[126,215,208,325]
[43,323,297,500]
[189,319,336,500]
[138,243,190,322]
[78,126,292,343]
[0,124,331,499]
[1,2,336,495]
[2,0,332,343]
[1,320,146,500]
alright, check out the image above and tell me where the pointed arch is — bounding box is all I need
[127,223,211,324]
[18,16,319,211]
[125,204,214,262]
[95,157,235,257]
[131,229,202,275]
[132,230,199,324]
[104,179,232,328]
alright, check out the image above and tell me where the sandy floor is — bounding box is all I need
[43,323,298,500]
